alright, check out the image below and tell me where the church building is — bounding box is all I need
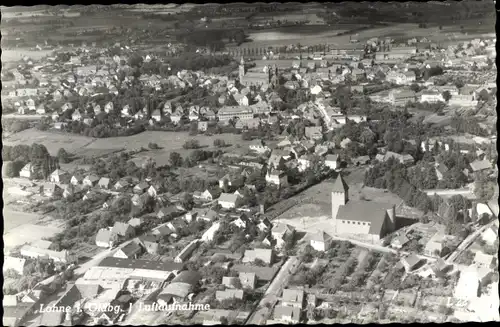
[239,57,279,89]
[331,175,397,242]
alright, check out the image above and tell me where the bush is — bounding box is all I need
[183,139,201,149]
[213,139,226,148]
[148,142,160,149]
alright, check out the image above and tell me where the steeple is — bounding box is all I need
[240,56,245,65]
[332,174,348,193]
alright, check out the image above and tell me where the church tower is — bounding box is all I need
[331,174,348,222]
[239,57,245,83]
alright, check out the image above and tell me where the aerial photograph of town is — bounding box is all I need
[1,1,498,325]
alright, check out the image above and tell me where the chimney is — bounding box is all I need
[260,204,265,214]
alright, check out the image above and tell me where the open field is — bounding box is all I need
[1,49,53,62]
[3,209,42,233]
[3,128,96,155]
[4,220,64,251]
[243,21,494,49]
[3,128,254,165]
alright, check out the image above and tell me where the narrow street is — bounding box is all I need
[246,256,301,325]
[74,239,134,276]
[446,219,497,264]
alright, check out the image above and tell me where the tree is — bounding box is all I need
[213,139,226,148]
[128,53,143,68]
[170,152,183,167]
[57,148,71,163]
[3,161,18,177]
[183,139,201,149]
[442,91,452,102]
[477,89,490,102]
[148,142,160,149]
[182,193,195,211]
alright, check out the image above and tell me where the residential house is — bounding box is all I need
[273,305,301,324]
[435,163,449,180]
[265,170,288,188]
[19,163,33,179]
[72,110,83,121]
[133,182,150,194]
[239,272,257,290]
[324,154,340,170]
[310,231,332,252]
[194,189,215,201]
[216,289,244,301]
[218,193,242,210]
[83,175,100,187]
[70,174,83,185]
[233,94,249,106]
[282,289,304,308]
[147,185,161,198]
[242,248,274,265]
[268,152,288,170]
[304,126,323,140]
[49,169,70,184]
[174,240,200,263]
[420,90,445,103]
[201,222,221,242]
[257,218,272,232]
[217,106,254,121]
[3,256,27,275]
[218,174,244,190]
[231,214,250,229]
[424,232,445,256]
[137,235,160,255]
[222,276,241,289]
[114,179,130,191]
[388,89,416,106]
[473,252,495,269]
[40,183,62,197]
[196,208,219,222]
[297,154,316,172]
[470,160,492,173]
[98,177,111,189]
[271,223,295,249]
[111,222,135,240]
[390,234,410,249]
[401,255,423,272]
[454,266,480,300]
[157,205,184,220]
[113,241,143,259]
[249,139,270,154]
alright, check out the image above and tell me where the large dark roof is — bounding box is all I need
[98,257,183,272]
[171,271,201,286]
[337,200,394,235]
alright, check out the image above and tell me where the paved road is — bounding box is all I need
[246,256,301,325]
[446,219,497,264]
[74,239,133,276]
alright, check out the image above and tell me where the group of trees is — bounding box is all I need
[2,119,31,133]
[365,157,434,213]
[2,143,58,179]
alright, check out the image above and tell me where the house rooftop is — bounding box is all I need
[98,257,183,271]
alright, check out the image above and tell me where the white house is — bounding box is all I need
[310,231,332,252]
[19,163,33,179]
[265,170,288,188]
[218,193,241,209]
[249,139,270,154]
[324,154,340,170]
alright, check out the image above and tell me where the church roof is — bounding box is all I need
[332,175,348,193]
[337,201,394,235]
